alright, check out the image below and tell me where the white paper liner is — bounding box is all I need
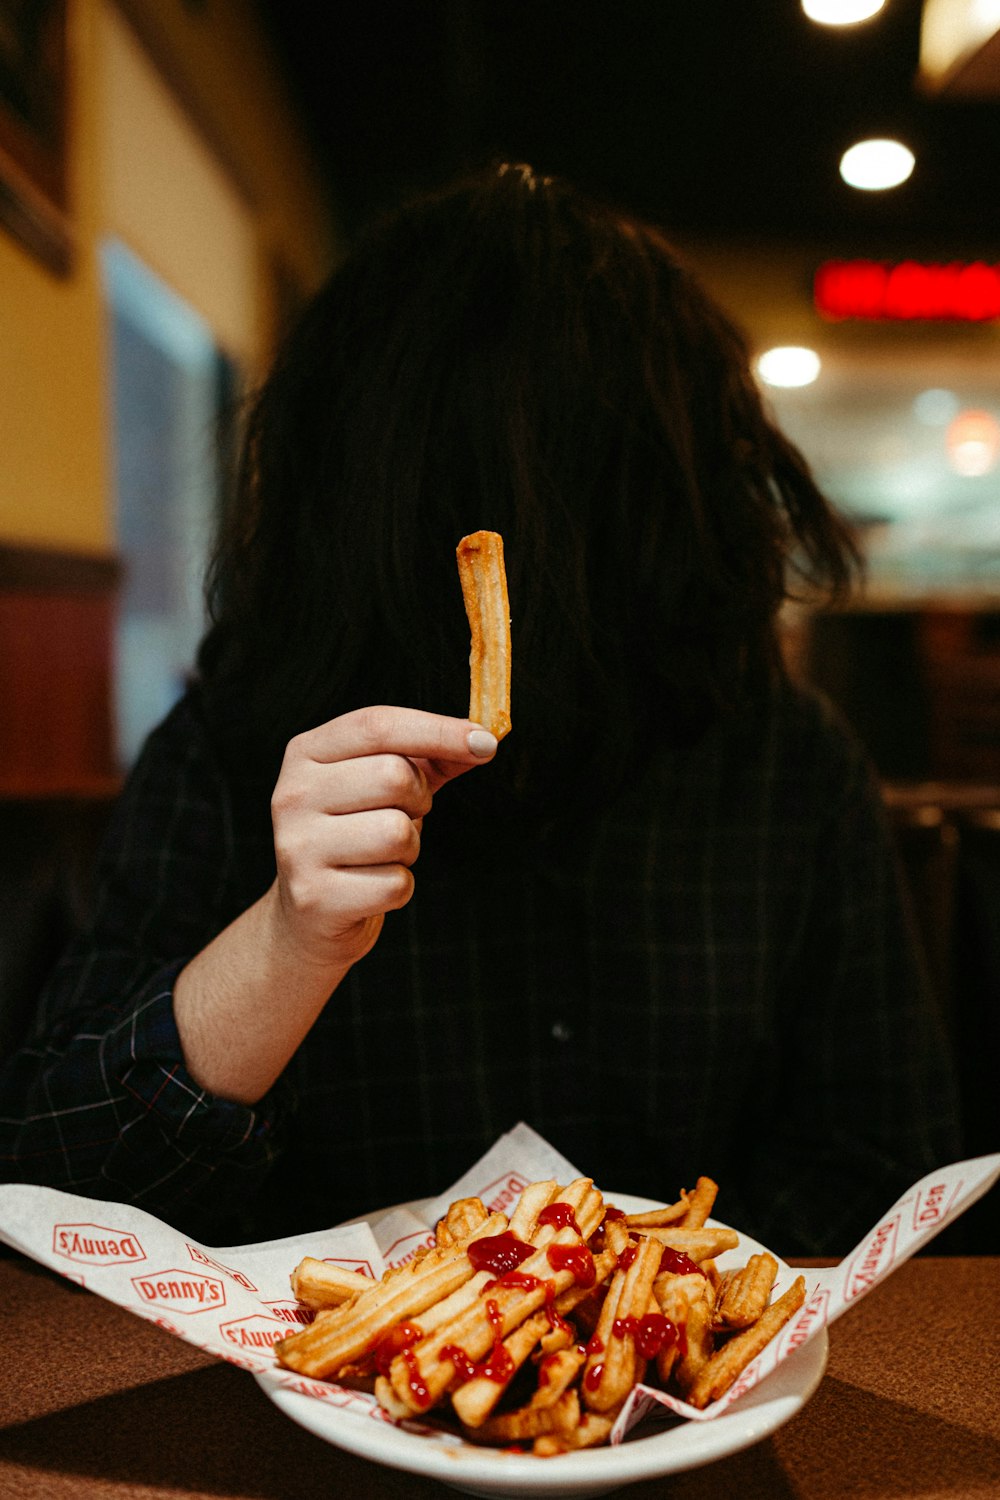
[1,1121,996,1449]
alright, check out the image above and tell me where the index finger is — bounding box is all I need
[298,706,498,778]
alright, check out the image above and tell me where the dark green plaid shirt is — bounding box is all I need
[0,681,960,1255]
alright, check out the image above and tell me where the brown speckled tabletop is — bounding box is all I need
[0,1251,997,1498]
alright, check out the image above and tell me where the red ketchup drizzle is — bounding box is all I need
[658,1247,703,1278]
[580,1331,604,1382]
[546,1306,572,1338]
[467,1232,534,1277]
[485,1298,503,1342]
[399,1347,432,1409]
[441,1303,514,1389]
[538,1202,582,1236]
[616,1243,638,1271]
[546,1242,596,1287]
[484,1270,552,1301]
[603,1206,627,1222]
[372,1321,423,1377]
[440,1341,515,1385]
[612,1312,680,1360]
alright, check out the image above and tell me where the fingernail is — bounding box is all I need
[468,728,498,758]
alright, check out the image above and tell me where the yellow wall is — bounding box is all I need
[0,0,336,555]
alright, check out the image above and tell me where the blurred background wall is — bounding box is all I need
[0,0,335,1048]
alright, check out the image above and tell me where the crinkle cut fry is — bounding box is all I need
[435,1196,489,1246]
[274,1211,507,1377]
[456,529,512,740]
[450,1242,621,1428]
[473,1389,581,1445]
[388,1182,604,1414]
[289,1257,374,1309]
[686,1275,807,1409]
[677,1176,718,1230]
[633,1225,739,1260]
[582,1233,662,1413]
[534,1412,614,1455]
[714,1251,779,1329]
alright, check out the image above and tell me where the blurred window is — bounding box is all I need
[101,238,237,768]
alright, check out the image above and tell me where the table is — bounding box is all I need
[1,1250,997,1498]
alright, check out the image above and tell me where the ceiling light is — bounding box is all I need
[946,409,1000,477]
[756,346,821,388]
[839,139,915,190]
[802,0,885,23]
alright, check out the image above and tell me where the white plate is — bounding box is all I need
[255,1194,828,1499]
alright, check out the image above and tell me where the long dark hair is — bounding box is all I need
[198,163,857,818]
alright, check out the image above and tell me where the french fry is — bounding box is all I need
[677,1176,719,1229]
[685,1276,807,1409]
[274,1211,507,1377]
[533,1412,614,1455]
[436,1196,489,1246]
[289,1257,374,1309]
[582,1234,662,1412]
[474,1389,581,1445]
[632,1225,739,1261]
[713,1252,779,1330]
[623,1197,690,1228]
[670,1278,717,1398]
[457,530,512,740]
[389,1227,601,1412]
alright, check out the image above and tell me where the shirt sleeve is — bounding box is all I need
[0,693,289,1240]
[737,705,963,1255]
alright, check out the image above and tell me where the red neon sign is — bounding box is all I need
[814,260,1000,321]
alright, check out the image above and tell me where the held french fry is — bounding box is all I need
[457,530,512,740]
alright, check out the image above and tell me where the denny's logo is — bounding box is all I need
[53,1223,146,1266]
[131,1268,226,1314]
[845,1216,900,1300]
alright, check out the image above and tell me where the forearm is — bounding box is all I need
[173,883,358,1104]
[172,706,498,1104]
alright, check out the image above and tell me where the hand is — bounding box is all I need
[268,705,498,970]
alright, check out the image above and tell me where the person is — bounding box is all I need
[0,163,960,1255]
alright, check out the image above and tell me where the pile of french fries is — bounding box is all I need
[274,1176,805,1456]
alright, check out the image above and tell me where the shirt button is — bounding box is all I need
[551,1020,573,1043]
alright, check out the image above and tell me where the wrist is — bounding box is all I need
[260,882,379,981]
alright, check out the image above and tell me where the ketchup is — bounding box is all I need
[467,1231,534,1276]
[484,1270,552,1300]
[538,1202,582,1235]
[611,1312,679,1360]
[441,1340,515,1385]
[546,1242,596,1287]
[372,1321,423,1376]
[657,1247,703,1278]
[616,1244,638,1271]
[399,1347,432,1408]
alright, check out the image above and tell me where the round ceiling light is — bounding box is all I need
[839,139,915,190]
[802,0,885,23]
[756,346,821,388]
[946,409,1000,477]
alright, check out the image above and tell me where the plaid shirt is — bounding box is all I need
[0,682,960,1255]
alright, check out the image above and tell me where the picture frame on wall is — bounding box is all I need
[0,0,73,276]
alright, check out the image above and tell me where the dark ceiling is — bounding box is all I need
[255,0,1000,253]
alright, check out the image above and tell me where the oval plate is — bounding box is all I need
[254,1194,827,1499]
